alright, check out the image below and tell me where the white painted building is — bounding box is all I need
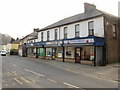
[32,3,119,65]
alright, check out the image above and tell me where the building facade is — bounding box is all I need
[24,3,119,66]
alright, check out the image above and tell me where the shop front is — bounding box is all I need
[26,43,36,58]
[63,36,104,66]
[45,40,63,60]
[34,42,46,59]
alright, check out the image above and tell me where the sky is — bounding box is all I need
[0,0,119,39]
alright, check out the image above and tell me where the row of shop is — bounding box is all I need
[26,36,105,66]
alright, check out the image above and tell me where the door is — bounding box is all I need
[75,47,81,63]
[52,48,56,60]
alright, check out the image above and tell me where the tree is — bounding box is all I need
[16,37,19,40]
[10,38,15,43]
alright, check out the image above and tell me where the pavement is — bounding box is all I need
[19,56,119,83]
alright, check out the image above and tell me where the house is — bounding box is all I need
[25,28,38,58]
[35,3,119,66]
[18,28,39,57]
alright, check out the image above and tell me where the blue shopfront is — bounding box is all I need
[63,36,104,66]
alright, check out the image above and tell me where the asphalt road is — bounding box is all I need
[1,56,119,89]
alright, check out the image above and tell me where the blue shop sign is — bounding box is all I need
[35,42,45,46]
[26,43,34,47]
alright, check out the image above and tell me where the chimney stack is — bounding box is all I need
[84,3,96,13]
[34,28,39,32]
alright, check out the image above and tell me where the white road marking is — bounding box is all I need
[24,69,45,77]
[13,78,23,84]
[9,63,17,67]
[47,79,57,83]
[63,82,80,88]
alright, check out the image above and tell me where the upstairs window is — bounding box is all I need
[75,24,80,37]
[64,27,67,39]
[112,24,117,38]
[88,21,94,36]
[41,32,43,41]
[47,31,50,41]
[55,29,58,40]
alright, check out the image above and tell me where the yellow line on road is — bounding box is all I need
[47,79,57,83]
[8,72,12,76]
[20,77,30,83]
[11,71,17,75]
[13,78,23,84]
[25,77,36,83]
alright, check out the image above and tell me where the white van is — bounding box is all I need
[0,50,7,56]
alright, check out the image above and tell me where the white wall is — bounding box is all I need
[38,16,104,42]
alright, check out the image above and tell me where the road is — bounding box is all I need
[1,56,119,89]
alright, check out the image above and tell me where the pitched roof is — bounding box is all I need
[38,9,103,31]
[37,3,117,32]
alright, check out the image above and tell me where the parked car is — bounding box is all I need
[0,50,7,56]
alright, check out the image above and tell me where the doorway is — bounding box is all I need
[75,47,81,63]
[52,48,57,60]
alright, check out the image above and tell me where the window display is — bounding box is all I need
[46,48,52,57]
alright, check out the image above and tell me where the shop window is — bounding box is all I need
[64,27,67,39]
[112,24,117,38]
[65,47,74,59]
[81,46,94,60]
[55,29,58,40]
[39,48,44,56]
[88,21,94,36]
[46,48,52,57]
[75,24,80,37]
[57,47,63,58]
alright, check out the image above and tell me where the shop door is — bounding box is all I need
[52,48,56,60]
[75,48,81,63]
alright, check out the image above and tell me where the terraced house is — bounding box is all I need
[28,3,119,66]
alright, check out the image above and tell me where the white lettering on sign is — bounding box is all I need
[64,38,94,44]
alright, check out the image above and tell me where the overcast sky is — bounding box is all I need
[0,0,119,39]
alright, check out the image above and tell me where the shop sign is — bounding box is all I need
[35,42,45,46]
[57,41,63,46]
[46,41,57,45]
[26,43,34,47]
[64,38,94,44]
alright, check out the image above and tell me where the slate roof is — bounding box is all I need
[38,6,117,32]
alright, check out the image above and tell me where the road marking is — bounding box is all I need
[47,79,57,83]
[8,72,12,76]
[25,77,36,83]
[13,78,23,84]
[24,69,45,77]
[20,77,30,83]
[9,63,17,67]
[11,71,17,75]
[63,82,79,88]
